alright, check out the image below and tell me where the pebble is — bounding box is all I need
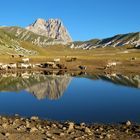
[80,122,85,126]
[2,123,8,128]
[126,120,131,126]
[60,132,65,136]
[52,123,57,128]
[99,127,104,131]
[67,122,74,132]
[84,127,91,134]
[2,117,7,120]
[106,134,111,139]
[26,121,31,128]
[99,135,104,139]
[63,127,66,130]
[46,132,52,138]
[31,116,39,121]
[46,126,50,130]
[30,127,38,133]
[75,137,86,140]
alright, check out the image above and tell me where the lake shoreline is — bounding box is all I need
[0,115,139,140]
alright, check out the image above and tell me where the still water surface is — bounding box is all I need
[0,73,140,123]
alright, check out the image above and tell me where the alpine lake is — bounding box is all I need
[0,71,140,124]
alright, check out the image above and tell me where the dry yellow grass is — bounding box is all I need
[0,45,140,64]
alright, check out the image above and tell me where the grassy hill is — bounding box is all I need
[0,26,57,56]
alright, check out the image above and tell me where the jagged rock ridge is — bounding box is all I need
[26,18,72,43]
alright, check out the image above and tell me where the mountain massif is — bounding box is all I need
[0,18,140,55]
[26,18,72,43]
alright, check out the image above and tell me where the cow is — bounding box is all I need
[54,58,60,63]
[32,64,42,68]
[21,63,32,69]
[22,58,29,63]
[1,64,8,70]
[104,62,117,69]
[78,65,87,70]
[8,63,17,69]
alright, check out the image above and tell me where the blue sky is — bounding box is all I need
[0,0,140,41]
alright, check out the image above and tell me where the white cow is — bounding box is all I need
[1,64,8,70]
[22,58,29,63]
[106,62,117,68]
[105,62,117,69]
[32,64,42,68]
[21,63,32,69]
[8,63,17,69]
[54,58,60,63]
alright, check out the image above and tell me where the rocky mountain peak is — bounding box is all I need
[34,18,46,25]
[26,18,72,43]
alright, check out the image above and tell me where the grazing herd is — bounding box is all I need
[0,58,32,70]
[0,54,120,72]
[0,56,89,72]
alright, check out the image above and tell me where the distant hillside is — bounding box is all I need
[73,32,140,50]
[0,26,64,55]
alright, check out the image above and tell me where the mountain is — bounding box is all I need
[72,32,140,49]
[0,18,140,55]
[0,18,72,55]
[26,18,72,43]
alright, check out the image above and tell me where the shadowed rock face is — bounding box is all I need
[0,74,72,100]
[26,18,72,43]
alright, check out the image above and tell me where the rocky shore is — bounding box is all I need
[0,116,139,140]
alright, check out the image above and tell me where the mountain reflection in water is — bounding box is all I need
[0,72,140,100]
[92,74,140,89]
[0,72,72,100]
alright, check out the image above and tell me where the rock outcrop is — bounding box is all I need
[26,18,72,43]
